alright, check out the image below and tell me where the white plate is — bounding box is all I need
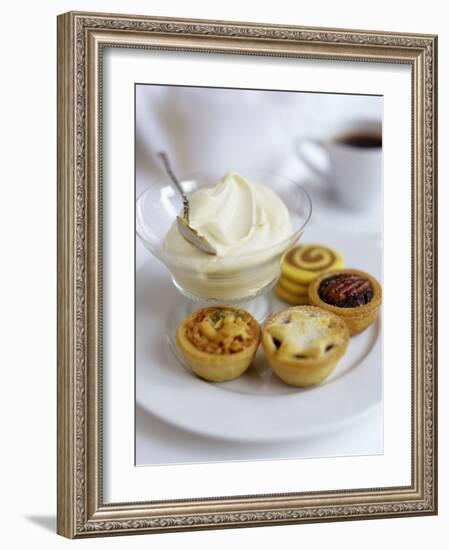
[135,230,382,443]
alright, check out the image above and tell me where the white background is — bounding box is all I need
[106,50,409,500]
[0,0,445,548]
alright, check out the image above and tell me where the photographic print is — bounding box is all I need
[135,84,383,465]
[57,11,436,538]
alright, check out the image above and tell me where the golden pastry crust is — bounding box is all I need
[176,306,261,382]
[277,276,309,296]
[281,244,344,284]
[274,282,310,305]
[262,306,349,387]
[308,269,382,336]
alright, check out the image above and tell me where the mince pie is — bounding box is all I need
[261,306,349,387]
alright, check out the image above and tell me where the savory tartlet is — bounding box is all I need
[262,306,349,387]
[308,269,382,336]
[176,306,261,382]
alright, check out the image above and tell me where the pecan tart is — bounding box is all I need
[262,306,349,387]
[176,306,261,382]
[308,268,382,336]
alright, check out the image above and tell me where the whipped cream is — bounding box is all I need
[189,171,291,256]
[163,171,294,300]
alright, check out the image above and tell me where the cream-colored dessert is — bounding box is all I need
[164,171,293,300]
[262,306,349,387]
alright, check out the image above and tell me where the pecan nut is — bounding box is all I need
[319,274,373,308]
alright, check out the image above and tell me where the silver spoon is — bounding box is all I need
[158,152,217,255]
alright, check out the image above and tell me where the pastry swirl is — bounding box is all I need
[282,244,344,284]
[274,282,309,305]
[287,245,336,272]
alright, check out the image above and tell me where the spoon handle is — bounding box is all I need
[157,152,189,221]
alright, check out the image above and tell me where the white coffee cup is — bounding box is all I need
[296,119,382,210]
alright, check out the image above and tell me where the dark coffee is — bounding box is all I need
[336,133,382,149]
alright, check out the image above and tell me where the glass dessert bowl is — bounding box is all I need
[136,169,312,310]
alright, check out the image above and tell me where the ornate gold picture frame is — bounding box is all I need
[57,11,437,538]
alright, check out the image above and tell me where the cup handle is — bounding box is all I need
[295,137,329,180]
